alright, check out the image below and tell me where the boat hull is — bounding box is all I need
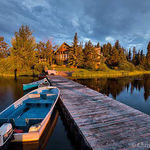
[0,86,60,143]
[12,95,58,142]
[23,78,48,91]
[23,84,38,91]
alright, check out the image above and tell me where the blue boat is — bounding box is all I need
[23,78,49,91]
[0,86,60,142]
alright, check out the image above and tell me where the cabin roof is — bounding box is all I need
[55,42,71,53]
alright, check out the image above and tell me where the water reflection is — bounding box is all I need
[73,74,150,115]
[0,77,77,150]
[0,77,38,112]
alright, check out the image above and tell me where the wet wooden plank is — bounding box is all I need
[49,76,150,150]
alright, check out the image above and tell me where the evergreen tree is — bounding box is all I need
[0,37,9,58]
[119,47,127,62]
[114,40,126,63]
[83,40,99,69]
[76,42,84,68]
[146,42,150,67]
[132,47,137,65]
[37,41,46,59]
[139,50,146,67]
[11,25,36,71]
[114,40,121,50]
[68,33,78,67]
[127,48,131,61]
[102,42,112,58]
[46,40,54,65]
[106,46,119,67]
[136,50,141,65]
[68,33,83,68]
[37,40,54,65]
[96,42,100,48]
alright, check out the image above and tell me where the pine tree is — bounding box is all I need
[139,50,146,66]
[96,42,100,48]
[146,42,150,67]
[137,50,140,65]
[11,25,36,71]
[114,40,120,50]
[114,40,127,63]
[83,41,99,69]
[68,33,78,67]
[132,47,137,65]
[68,33,83,68]
[37,40,54,65]
[102,42,112,58]
[106,46,119,67]
[119,47,127,62]
[127,48,131,61]
[37,41,46,59]
[0,37,9,58]
[45,40,54,65]
[76,42,84,68]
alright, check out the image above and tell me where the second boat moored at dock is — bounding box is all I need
[23,78,49,91]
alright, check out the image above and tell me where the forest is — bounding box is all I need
[1,25,150,76]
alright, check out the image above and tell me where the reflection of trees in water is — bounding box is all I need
[74,75,150,101]
[130,75,150,101]
[143,76,150,100]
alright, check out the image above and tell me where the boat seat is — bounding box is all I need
[25,118,43,126]
[28,94,40,98]
[28,93,56,99]
[25,99,53,105]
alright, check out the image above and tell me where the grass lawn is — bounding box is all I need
[1,65,150,78]
[54,66,150,78]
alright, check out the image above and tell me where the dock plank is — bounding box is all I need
[49,76,150,150]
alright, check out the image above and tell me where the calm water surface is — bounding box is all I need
[0,77,76,150]
[73,74,150,116]
[1,75,150,149]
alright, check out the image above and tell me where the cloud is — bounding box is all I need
[0,0,150,53]
[105,36,115,43]
[72,16,80,28]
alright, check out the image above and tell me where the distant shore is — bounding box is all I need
[0,67,150,79]
[53,66,150,78]
[71,70,150,79]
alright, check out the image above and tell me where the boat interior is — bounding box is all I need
[0,88,58,132]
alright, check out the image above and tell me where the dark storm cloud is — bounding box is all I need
[0,0,150,51]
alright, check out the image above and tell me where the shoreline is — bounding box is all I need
[1,70,150,79]
[70,71,150,79]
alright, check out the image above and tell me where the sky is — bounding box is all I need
[0,0,150,52]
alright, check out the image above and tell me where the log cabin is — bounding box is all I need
[55,42,103,68]
[55,42,71,65]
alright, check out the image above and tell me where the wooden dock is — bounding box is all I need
[49,76,150,150]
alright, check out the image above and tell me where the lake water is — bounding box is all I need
[0,77,76,150]
[1,75,150,149]
[73,74,150,116]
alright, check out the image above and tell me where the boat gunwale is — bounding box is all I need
[23,78,49,91]
[0,86,60,142]
[23,78,46,87]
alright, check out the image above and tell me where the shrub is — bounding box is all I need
[34,63,44,72]
[0,57,14,73]
[97,63,110,71]
[118,61,135,71]
[135,65,145,71]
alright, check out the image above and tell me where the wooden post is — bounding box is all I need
[14,69,17,80]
